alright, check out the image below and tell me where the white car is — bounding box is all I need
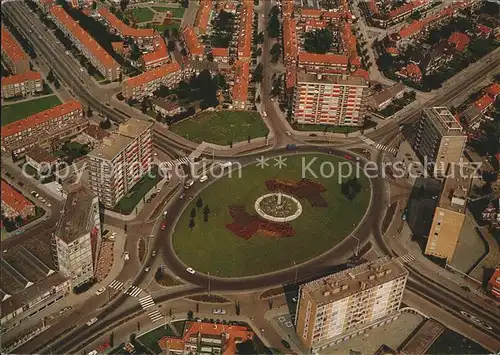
[186,267,195,274]
[199,175,208,183]
[124,251,130,261]
[145,266,150,272]
[163,210,168,216]
[86,317,98,326]
[95,287,106,296]
[286,131,292,136]
[111,232,117,238]
[262,111,267,117]
[46,202,51,207]
[213,309,221,315]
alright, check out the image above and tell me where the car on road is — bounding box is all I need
[31,191,40,198]
[285,131,292,136]
[123,251,130,261]
[262,111,267,117]
[343,154,353,160]
[102,230,109,237]
[86,317,98,326]
[161,223,167,231]
[152,250,157,257]
[95,287,106,296]
[292,297,297,302]
[184,179,194,189]
[55,40,60,43]
[286,144,297,150]
[199,175,208,183]
[186,267,196,274]
[46,202,51,207]
[179,193,185,200]
[163,210,168,216]
[145,266,150,272]
[65,50,70,55]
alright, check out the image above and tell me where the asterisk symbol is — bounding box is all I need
[256,156,269,169]
[274,156,287,169]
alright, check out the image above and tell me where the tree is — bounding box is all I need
[190,208,196,218]
[86,107,93,118]
[256,47,262,57]
[304,29,334,54]
[189,218,195,230]
[163,28,170,39]
[203,213,209,223]
[168,39,177,52]
[247,135,251,143]
[47,69,55,82]
[270,43,281,63]
[256,95,261,103]
[196,197,203,209]
[267,8,280,38]
[187,310,194,320]
[252,63,263,83]
[109,331,114,347]
[141,97,150,114]
[54,78,60,89]
[256,31,264,44]
[120,0,129,12]
[229,141,233,148]
[92,1,97,9]
[130,333,136,343]
[100,118,111,129]
[207,52,214,62]
[236,340,256,355]
[156,111,163,122]
[196,303,199,313]
[341,178,362,201]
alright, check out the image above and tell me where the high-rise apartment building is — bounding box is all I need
[88,119,154,208]
[292,73,368,126]
[52,186,101,288]
[295,256,408,353]
[411,107,467,176]
[424,165,473,261]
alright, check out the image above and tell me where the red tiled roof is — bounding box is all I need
[232,60,250,102]
[303,19,327,30]
[1,100,82,139]
[484,83,500,98]
[50,6,120,71]
[194,0,212,34]
[1,180,34,214]
[368,0,379,15]
[286,69,296,89]
[474,94,495,111]
[237,3,253,59]
[341,21,358,63]
[1,71,42,86]
[406,63,422,76]
[477,24,492,35]
[298,52,349,65]
[1,25,28,63]
[111,41,124,52]
[283,17,298,64]
[142,35,169,66]
[283,0,294,17]
[489,267,500,298]
[98,7,154,38]
[448,32,470,52]
[182,25,204,57]
[123,62,181,89]
[158,338,185,352]
[352,68,369,81]
[386,47,399,55]
[399,19,426,38]
[211,47,229,57]
[300,8,347,21]
[389,0,430,19]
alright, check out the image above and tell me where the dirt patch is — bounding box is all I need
[187,294,231,303]
[138,237,146,263]
[155,269,183,287]
[226,206,295,240]
[382,202,398,235]
[260,286,285,299]
[266,178,328,207]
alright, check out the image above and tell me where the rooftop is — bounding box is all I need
[371,82,406,107]
[182,25,205,57]
[438,165,474,214]
[26,146,59,163]
[474,94,495,112]
[484,83,500,98]
[297,72,368,87]
[399,319,445,355]
[83,124,110,141]
[1,100,82,139]
[1,71,42,86]
[448,32,470,52]
[55,187,96,244]
[1,25,28,63]
[232,60,250,102]
[1,180,34,214]
[194,0,212,34]
[123,62,181,89]
[423,107,465,136]
[283,17,298,63]
[211,47,229,57]
[89,118,152,161]
[152,98,181,112]
[142,35,169,66]
[298,52,349,66]
[300,256,408,306]
[50,6,120,70]
[98,7,154,38]
[237,3,253,59]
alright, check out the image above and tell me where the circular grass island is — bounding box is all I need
[172,154,371,277]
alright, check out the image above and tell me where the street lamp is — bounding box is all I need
[351,235,360,257]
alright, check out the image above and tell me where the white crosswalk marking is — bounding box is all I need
[165,157,193,169]
[149,309,163,323]
[125,286,143,297]
[360,135,376,146]
[376,144,384,150]
[400,253,415,263]
[108,280,124,290]
[139,295,155,309]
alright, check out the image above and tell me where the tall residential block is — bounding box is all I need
[411,107,467,176]
[292,73,368,126]
[295,256,408,352]
[424,166,473,261]
[52,186,101,288]
[88,119,154,208]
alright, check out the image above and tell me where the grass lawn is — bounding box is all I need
[113,166,161,214]
[138,323,180,354]
[170,111,269,145]
[1,95,62,126]
[291,121,377,134]
[130,7,155,22]
[154,22,180,32]
[173,154,371,277]
[152,6,185,18]
[426,329,488,354]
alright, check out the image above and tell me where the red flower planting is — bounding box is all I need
[265,178,328,207]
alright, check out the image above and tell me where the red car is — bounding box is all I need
[161,223,166,231]
[344,154,353,160]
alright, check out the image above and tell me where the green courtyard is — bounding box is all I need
[170,111,269,145]
[130,7,155,22]
[172,154,371,277]
[1,95,62,126]
[152,6,185,18]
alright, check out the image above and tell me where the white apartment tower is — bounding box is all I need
[295,257,408,353]
[87,119,154,208]
[52,187,101,288]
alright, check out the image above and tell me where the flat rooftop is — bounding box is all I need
[297,72,368,87]
[437,165,474,214]
[55,187,95,244]
[399,319,445,355]
[88,118,152,161]
[423,107,465,137]
[300,256,408,306]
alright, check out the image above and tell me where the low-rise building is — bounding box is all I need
[395,63,423,83]
[121,62,188,100]
[297,53,349,75]
[1,180,36,219]
[1,100,87,159]
[50,6,121,81]
[194,0,213,35]
[182,25,205,60]
[52,186,101,288]
[232,60,250,110]
[25,147,60,174]
[283,17,298,67]
[151,99,184,117]
[211,47,229,64]
[1,71,43,99]
[81,124,111,148]
[1,25,29,75]
[369,83,407,110]
[237,2,253,59]
[97,7,154,43]
[448,32,471,52]
[488,266,500,299]
[368,0,432,28]
[141,36,170,70]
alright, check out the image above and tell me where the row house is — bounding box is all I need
[50,6,121,81]
[282,0,294,18]
[283,17,298,67]
[121,62,190,100]
[97,7,154,44]
[1,100,88,159]
[297,52,349,75]
[182,25,205,60]
[211,47,229,64]
[1,71,43,99]
[237,2,253,60]
[33,0,56,13]
[231,60,250,110]
[25,147,60,174]
[87,119,153,208]
[194,0,213,35]
[1,180,36,219]
[1,25,29,75]
[395,63,423,83]
[298,8,350,24]
[341,21,361,69]
[141,36,170,70]
[292,73,368,127]
[368,0,433,28]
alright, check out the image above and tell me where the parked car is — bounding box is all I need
[163,210,168,216]
[199,175,208,183]
[186,267,195,274]
[145,266,150,272]
[286,144,297,150]
[285,131,292,136]
[184,179,194,189]
[161,223,166,231]
[102,230,110,237]
[95,287,106,296]
[152,250,157,257]
[344,154,353,160]
[86,317,98,326]
[123,251,130,261]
